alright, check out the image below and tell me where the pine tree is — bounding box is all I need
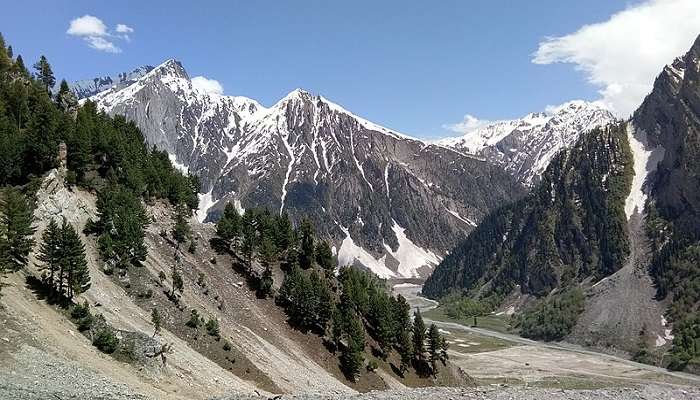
[0,188,35,271]
[172,203,191,244]
[12,55,29,78]
[171,266,184,298]
[259,236,276,267]
[315,240,334,271]
[298,218,315,269]
[56,80,78,113]
[412,309,426,362]
[340,310,365,381]
[274,213,293,252]
[0,33,10,73]
[397,327,413,375]
[216,202,240,245]
[33,55,55,92]
[60,220,90,299]
[427,324,441,374]
[257,266,274,298]
[151,308,162,337]
[37,219,62,293]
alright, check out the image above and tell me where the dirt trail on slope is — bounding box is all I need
[569,212,667,354]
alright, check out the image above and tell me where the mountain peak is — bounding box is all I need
[150,58,189,79]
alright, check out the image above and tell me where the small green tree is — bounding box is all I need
[205,317,220,338]
[151,308,162,337]
[172,203,191,244]
[60,220,90,299]
[298,218,314,269]
[33,55,55,92]
[171,266,184,298]
[340,310,365,381]
[427,324,441,374]
[412,309,426,362]
[257,266,274,298]
[315,240,334,271]
[186,309,201,328]
[37,219,62,292]
[216,202,240,245]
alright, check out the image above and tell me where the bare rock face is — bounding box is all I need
[82,60,525,278]
[438,101,616,187]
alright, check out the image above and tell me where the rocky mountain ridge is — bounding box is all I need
[84,60,525,278]
[437,101,616,186]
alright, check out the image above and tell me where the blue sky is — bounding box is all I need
[1,1,698,138]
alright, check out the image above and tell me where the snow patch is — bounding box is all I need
[624,124,664,219]
[383,220,442,278]
[168,153,190,174]
[337,226,396,279]
[444,208,477,226]
[196,190,214,223]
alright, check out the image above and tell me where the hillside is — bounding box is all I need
[423,35,700,368]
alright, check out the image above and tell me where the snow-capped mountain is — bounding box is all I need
[70,65,154,99]
[438,101,616,186]
[83,59,524,279]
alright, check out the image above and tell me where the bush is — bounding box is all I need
[93,328,119,354]
[206,317,220,338]
[366,359,378,372]
[223,341,231,351]
[186,309,201,329]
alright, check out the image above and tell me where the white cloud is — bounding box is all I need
[533,0,700,117]
[85,37,121,53]
[67,15,108,37]
[191,76,224,95]
[443,114,493,134]
[67,15,135,53]
[115,24,134,34]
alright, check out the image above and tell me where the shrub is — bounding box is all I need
[223,341,232,351]
[206,317,220,338]
[93,328,119,354]
[366,359,378,372]
[186,309,201,329]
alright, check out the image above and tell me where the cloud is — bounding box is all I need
[443,114,494,134]
[84,37,121,53]
[191,76,224,95]
[67,15,108,37]
[115,24,134,34]
[533,0,700,117]
[67,15,135,53]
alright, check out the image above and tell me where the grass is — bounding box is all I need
[424,306,513,334]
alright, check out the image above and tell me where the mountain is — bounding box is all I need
[70,65,154,99]
[437,101,616,186]
[423,35,700,361]
[84,60,525,279]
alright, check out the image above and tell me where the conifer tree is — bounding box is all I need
[274,213,293,252]
[340,309,365,381]
[151,308,162,337]
[33,55,55,92]
[315,240,334,271]
[0,188,35,271]
[60,220,90,298]
[427,324,442,374]
[172,203,191,244]
[37,219,61,290]
[257,266,274,298]
[171,266,184,298]
[216,202,240,245]
[412,309,426,362]
[56,80,78,113]
[0,33,10,73]
[6,45,12,59]
[12,55,29,78]
[259,236,276,267]
[298,217,315,269]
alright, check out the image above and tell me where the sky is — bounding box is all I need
[1,0,698,139]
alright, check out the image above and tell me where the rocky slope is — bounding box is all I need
[438,101,616,187]
[84,60,524,278]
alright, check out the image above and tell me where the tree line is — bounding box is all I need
[216,203,448,381]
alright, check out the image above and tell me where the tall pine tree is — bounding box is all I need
[33,55,55,92]
[0,188,35,271]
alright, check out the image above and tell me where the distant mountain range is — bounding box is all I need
[437,101,616,187]
[81,60,525,279]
